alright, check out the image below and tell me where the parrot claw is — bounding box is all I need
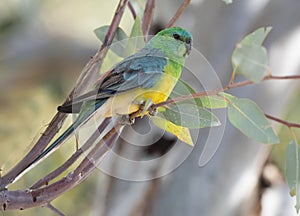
[119,115,135,125]
[148,107,158,116]
[140,98,154,117]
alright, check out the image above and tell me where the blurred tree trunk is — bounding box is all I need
[92,1,300,216]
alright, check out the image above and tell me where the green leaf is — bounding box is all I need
[232,27,272,83]
[151,115,194,146]
[162,103,220,129]
[285,140,300,212]
[241,27,272,46]
[94,26,128,57]
[124,16,145,57]
[201,93,235,109]
[232,44,269,83]
[169,79,202,108]
[228,98,279,144]
[286,140,298,196]
[222,0,233,4]
[219,92,236,101]
[200,92,236,109]
[201,95,227,109]
[100,49,123,74]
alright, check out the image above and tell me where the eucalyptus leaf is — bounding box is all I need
[228,98,279,144]
[232,44,269,83]
[286,140,298,196]
[94,26,128,57]
[201,92,235,109]
[169,79,202,108]
[231,27,272,83]
[163,103,220,129]
[241,27,272,46]
[286,140,300,212]
[124,16,144,57]
[151,115,194,146]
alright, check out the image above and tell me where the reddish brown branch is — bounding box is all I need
[142,0,155,41]
[152,80,253,108]
[74,124,122,176]
[153,74,300,108]
[128,1,137,19]
[265,114,300,128]
[166,0,191,28]
[267,75,300,80]
[46,203,65,216]
[0,124,121,211]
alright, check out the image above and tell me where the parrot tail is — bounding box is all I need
[19,99,107,178]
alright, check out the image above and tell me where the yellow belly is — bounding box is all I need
[103,73,178,117]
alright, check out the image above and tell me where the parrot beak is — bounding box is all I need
[185,42,192,56]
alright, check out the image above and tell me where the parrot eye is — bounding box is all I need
[186,38,191,44]
[173,33,181,40]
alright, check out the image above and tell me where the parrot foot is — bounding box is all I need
[119,115,135,125]
[148,107,158,116]
[140,98,157,117]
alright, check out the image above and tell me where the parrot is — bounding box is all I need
[20,26,193,176]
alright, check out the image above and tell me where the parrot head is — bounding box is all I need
[148,27,193,58]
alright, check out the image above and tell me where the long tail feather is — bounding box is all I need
[19,99,107,178]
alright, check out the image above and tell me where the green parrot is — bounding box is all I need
[21,27,192,175]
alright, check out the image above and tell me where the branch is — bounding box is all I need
[45,203,65,216]
[128,1,137,19]
[267,75,300,80]
[0,124,121,211]
[0,0,129,190]
[265,114,300,128]
[166,0,191,28]
[74,124,122,177]
[142,0,155,41]
[153,74,300,108]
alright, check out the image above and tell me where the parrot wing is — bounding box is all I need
[58,54,167,113]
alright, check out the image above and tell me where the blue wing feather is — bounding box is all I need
[59,48,167,112]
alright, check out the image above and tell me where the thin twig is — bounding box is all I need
[79,129,120,182]
[73,124,123,176]
[128,1,137,19]
[102,0,129,47]
[265,114,300,128]
[30,118,112,189]
[45,203,65,216]
[153,74,300,108]
[268,75,300,80]
[142,0,155,41]
[166,0,191,28]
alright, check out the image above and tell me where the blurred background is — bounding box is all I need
[1,0,300,215]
